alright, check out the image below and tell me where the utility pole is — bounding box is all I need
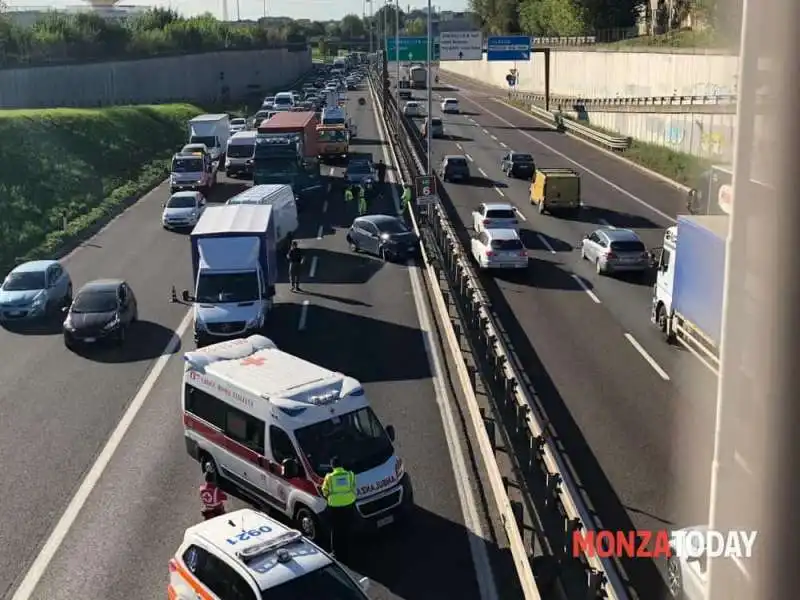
[425,0,432,175]
[395,0,400,135]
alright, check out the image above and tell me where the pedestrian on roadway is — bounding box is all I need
[321,457,357,556]
[344,185,354,205]
[376,159,387,184]
[200,465,227,520]
[358,185,368,215]
[287,240,305,292]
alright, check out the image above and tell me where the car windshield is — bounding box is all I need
[610,240,646,253]
[254,159,297,176]
[319,130,347,142]
[486,209,516,219]
[431,118,442,126]
[258,563,366,599]
[3,271,45,291]
[72,290,117,313]
[512,154,533,163]
[167,195,197,208]
[230,119,246,126]
[294,407,393,476]
[491,239,523,250]
[189,136,215,148]
[447,158,467,167]
[227,144,254,158]
[196,272,259,303]
[274,96,293,106]
[172,157,203,172]
[374,219,408,234]
[445,100,457,105]
[323,117,345,126]
[348,162,371,175]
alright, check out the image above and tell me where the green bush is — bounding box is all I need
[0,103,202,270]
[0,8,307,68]
[597,30,734,51]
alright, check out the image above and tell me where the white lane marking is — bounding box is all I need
[309,255,318,278]
[500,142,508,148]
[624,333,670,380]
[465,154,474,162]
[536,233,556,254]
[570,274,601,304]
[11,309,194,600]
[316,224,323,240]
[298,300,310,330]
[490,134,498,141]
[494,187,505,197]
[328,166,335,176]
[598,218,614,228]
[322,200,328,214]
[456,143,463,150]
[478,168,488,177]
[482,128,489,135]
[515,209,526,222]
[369,76,499,600]
[456,94,675,223]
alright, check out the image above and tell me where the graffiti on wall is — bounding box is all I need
[658,118,731,159]
[690,80,736,97]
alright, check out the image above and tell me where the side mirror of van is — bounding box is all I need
[282,458,299,479]
[181,290,193,302]
[385,424,396,442]
[61,305,69,314]
[358,577,370,591]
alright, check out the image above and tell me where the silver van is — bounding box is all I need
[225,130,256,178]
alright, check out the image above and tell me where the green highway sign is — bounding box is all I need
[386,36,440,61]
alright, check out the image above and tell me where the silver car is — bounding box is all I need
[471,228,528,271]
[580,227,650,275]
[0,260,72,321]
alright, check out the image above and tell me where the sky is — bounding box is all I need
[6,0,469,21]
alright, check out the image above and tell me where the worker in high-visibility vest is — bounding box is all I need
[321,457,357,555]
[401,184,413,214]
[344,185,354,205]
[357,184,368,215]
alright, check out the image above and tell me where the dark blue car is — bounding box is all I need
[347,214,420,262]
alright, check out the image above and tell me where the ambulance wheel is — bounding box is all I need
[295,505,322,542]
[199,453,218,477]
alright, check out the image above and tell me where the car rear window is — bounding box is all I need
[448,158,467,166]
[610,240,646,252]
[513,154,533,162]
[431,118,442,125]
[491,239,523,250]
[486,209,516,219]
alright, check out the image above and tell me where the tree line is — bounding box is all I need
[0,8,307,69]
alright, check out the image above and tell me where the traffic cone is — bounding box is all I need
[171,286,178,303]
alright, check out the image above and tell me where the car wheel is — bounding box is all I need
[348,237,359,252]
[380,246,390,261]
[295,506,323,544]
[132,308,138,323]
[199,453,218,478]
[595,259,605,276]
[63,334,74,350]
[64,284,73,306]
[580,245,586,260]
[666,555,684,599]
[538,201,545,214]
[657,304,676,344]
[117,325,127,345]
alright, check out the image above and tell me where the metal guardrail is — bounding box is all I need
[510,90,738,107]
[369,66,630,599]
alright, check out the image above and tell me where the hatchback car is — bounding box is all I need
[501,151,535,179]
[63,279,138,348]
[441,98,459,114]
[0,260,72,322]
[162,191,205,230]
[422,117,444,138]
[229,118,247,133]
[472,202,519,233]
[347,214,420,261]
[580,227,650,276]
[439,155,471,182]
[403,101,422,117]
[471,228,528,271]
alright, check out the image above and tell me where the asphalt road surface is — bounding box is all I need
[394,68,722,597]
[2,80,510,600]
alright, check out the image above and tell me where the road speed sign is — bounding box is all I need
[415,175,436,205]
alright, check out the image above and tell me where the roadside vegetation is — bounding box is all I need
[0,104,202,271]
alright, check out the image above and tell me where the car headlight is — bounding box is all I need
[380,233,391,241]
[246,316,261,329]
[63,316,74,330]
[31,292,46,308]
[103,315,120,330]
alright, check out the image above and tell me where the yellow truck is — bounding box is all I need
[317,125,348,161]
[529,167,581,216]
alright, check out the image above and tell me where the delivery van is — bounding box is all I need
[182,335,413,544]
[226,184,298,248]
[529,167,581,216]
[225,131,256,177]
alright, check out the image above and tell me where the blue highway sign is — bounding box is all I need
[487,35,531,61]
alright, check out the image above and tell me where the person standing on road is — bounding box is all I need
[401,184,413,214]
[357,184,368,215]
[321,457,357,556]
[344,185,354,206]
[287,240,305,292]
[200,465,227,520]
[376,159,387,184]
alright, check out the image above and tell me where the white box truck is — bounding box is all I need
[188,114,230,163]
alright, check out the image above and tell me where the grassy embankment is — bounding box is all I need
[506,99,711,187]
[0,104,202,272]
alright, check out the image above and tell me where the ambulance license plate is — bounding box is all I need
[83,337,96,343]
[376,516,394,528]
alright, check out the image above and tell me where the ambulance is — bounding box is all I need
[181,335,413,543]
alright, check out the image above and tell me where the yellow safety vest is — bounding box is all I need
[322,467,356,508]
[402,188,412,206]
[345,189,354,202]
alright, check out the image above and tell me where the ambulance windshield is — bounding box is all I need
[294,407,393,476]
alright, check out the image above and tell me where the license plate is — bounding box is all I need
[9,311,23,317]
[83,337,96,343]
[376,515,394,528]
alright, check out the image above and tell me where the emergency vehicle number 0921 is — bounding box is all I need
[226,525,273,546]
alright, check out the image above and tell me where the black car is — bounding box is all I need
[439,155,471,182]
[63,279,138,348]
[347,214,420,261]
[501,151,535,178]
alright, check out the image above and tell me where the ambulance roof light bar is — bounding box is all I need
[237,531,303,563]
[184,335,276,373]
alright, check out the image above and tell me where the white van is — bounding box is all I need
[182,335,413,544]
[272,92,295,110]
[226,184,298,248]
[225,130,256,178]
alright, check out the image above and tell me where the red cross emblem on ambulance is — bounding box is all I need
[241,356,265,366]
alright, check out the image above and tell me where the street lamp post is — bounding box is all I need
[426,0,432,175]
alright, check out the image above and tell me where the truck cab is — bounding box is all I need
[170,152,217,194]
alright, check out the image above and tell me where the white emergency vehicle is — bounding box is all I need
[169,508,372,599]
[182,335,413,543]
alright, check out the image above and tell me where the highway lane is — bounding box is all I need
[13,83,504,600]
[393,70,718,595]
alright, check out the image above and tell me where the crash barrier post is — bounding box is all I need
[369,67,630,600]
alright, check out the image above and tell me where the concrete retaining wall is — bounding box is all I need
[0,48,311,108]
[441,50,739,98]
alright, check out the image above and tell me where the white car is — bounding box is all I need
[441,98,459,113]
[162,191,205,229]
[229,117,247,133]
[472,202,519,233]
[471,228,528,270]
[169,509,371,600]
[403,101,422,117]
